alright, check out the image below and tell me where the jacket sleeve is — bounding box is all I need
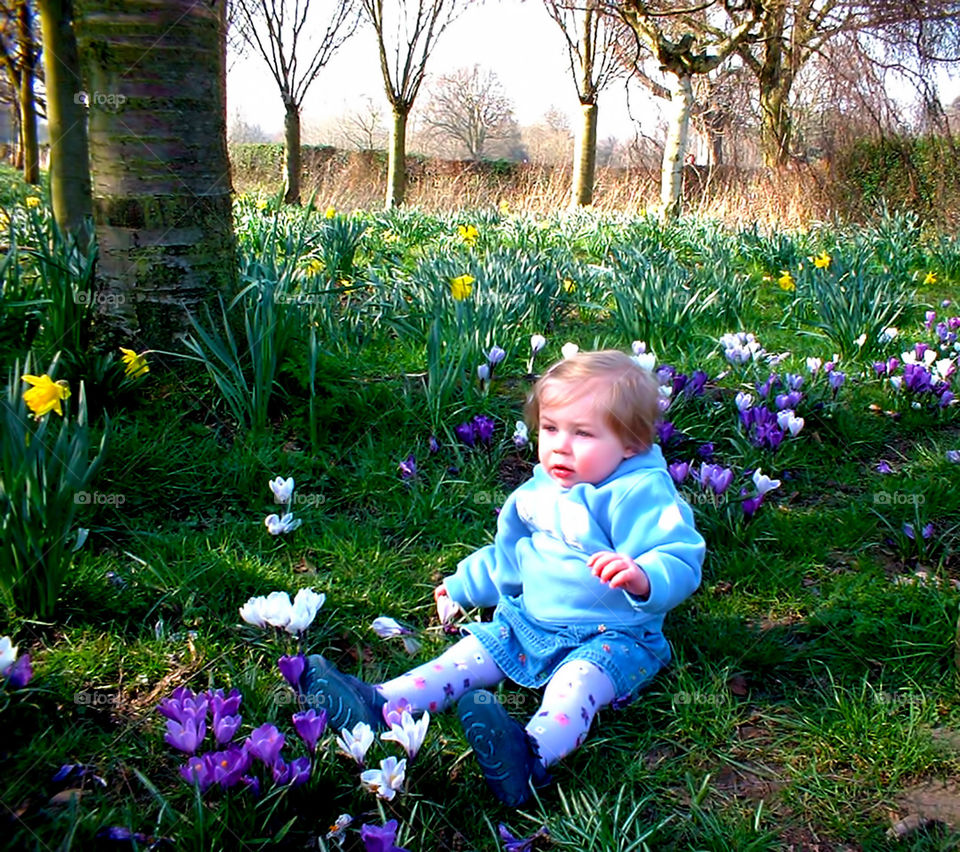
[443,489,527,608]
[608,470,705,614]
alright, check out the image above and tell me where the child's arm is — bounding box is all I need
[441,490,527,609]
[598,471,704,613]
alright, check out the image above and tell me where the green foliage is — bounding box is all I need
[0,356,108,618]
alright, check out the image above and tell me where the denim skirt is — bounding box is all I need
[463,595,670,704]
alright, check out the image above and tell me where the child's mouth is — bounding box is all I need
[551,465,574,478]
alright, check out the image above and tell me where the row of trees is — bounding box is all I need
[5,0,958,346]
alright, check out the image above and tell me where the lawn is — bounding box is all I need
[2,179,960,851]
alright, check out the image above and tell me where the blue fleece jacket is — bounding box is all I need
[444,445,705,634]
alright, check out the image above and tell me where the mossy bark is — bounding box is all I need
[75,0,235,348]
[572,102,598,207]
[38,0,93,239]
[386,105,408,209]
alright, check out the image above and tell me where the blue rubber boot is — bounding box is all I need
[458,689,551,807]
[299,655,386,732]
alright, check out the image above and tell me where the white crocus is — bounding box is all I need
[371,616,408,638]
[735,392,753,411]
[530,334,546,354]
[752,469,782,495]
[631,340,646,355]
[512,421,529,447]
[268,476,295,505]
[436,594,463,625]
[285,588,325,635]
[560,342,579,360]
[806,357,822,373]
[633,352,656,372]
[337,722,375,765]
[264,512,302,535]
[879,327,898,343]
[0,636,17,677]
[785,414,805,436]
[260,591,293,628]
[381,710,430,760]
[934,358,956,381]
[776,409,794,430]
[889,376,903,391]
[239,597,269,628]
[360,755,407,801]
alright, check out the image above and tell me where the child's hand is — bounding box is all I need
[588,551,650,599]
[434,584,463,626]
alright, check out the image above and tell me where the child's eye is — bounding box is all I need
[576,430,593,437]
[542,425,557,433]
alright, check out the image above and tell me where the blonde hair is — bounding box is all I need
[524,350,659,450]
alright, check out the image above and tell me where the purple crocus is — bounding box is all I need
[473,415,496,445]
[158,687,208,725]
[828,371,846,391]
[925,310,937,329]
[875,461,893,474]
[428,434,440,453]
[741,493,764,518]
[668,461,690,485]
[6,654,32,688]
[697,442,715,459]
[293,708,328,753]
[246,723,285,766]
[486,346,506,365]
[498,823,551,851]
[272,756,312,787]
[207,687,242,717]
[398,453,417,480]
[903,522,934,540]
[180,754,215,792]
[656,421,675,445]
[209,745,251,788]
[454,421,475,447]
[165,717,206,754]
[278,654,305,688]
[212,713,242,745]
[360,819,411,852]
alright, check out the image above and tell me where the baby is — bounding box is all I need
[302,350,705,806]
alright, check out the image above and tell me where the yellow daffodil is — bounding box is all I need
[813,251,831,269]
[24,196,40,209]
[777,271,796,291]
[22,374,71,418]
[499,200,510,215]
[256,199,269,211]
[325,205,336,219]
[924,271,937,285]
[305,258,324,276]
[119,347,149,378]
[457,224,479,246]
[562,277,577,293]
[450,274,475,301]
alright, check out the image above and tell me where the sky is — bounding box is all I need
[226,0,660,144]
[225,0,960,148]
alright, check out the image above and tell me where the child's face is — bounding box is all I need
[537,382,637,487]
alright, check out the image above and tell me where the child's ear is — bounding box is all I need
[623,444,639,459]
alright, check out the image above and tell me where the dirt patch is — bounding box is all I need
[779,826,860,851]
[711,763,786,801]
[894,779,960,829]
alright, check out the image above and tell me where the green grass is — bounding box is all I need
[2,184,960,850]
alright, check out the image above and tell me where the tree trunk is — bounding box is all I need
[759,74,792,167]
[75,0,235,348]
[283,100,301,205]
[38,0,93,239]
[660,71,693,222]
[571,101,597,207]
[386,104,408,209]
[18,0,39,185]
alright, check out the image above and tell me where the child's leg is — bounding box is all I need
[377,633,505,714]
[525,659,616,767]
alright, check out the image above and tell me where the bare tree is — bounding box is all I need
[361,0,469,207]
[545,0,628,205]
[522,106,574,164]
[232,0,360,204]
[613,0,757,219]
[338,94,387,150]
[0,0,40,182]
[421,64,514,160]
